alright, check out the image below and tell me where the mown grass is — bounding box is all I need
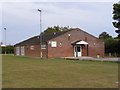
[2,55,118,88]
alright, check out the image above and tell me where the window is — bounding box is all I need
[41,45,46,49]
[75,46,81,52]
[51,41,57,47]
[77,47,80,52]
[30,46,35,50]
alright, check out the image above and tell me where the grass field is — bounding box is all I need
[2,55,119,88]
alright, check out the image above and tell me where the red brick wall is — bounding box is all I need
[81,45,87,56]
[47,29,104,58]
[14,44,47,58]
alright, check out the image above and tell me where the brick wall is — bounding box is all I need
[47,29,104,58]
[14,44,47,58]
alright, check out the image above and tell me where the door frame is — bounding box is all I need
[16,47,20,56]
[21,46,25,56]
[74,45,82,57]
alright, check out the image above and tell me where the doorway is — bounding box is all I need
[74,45,82,57]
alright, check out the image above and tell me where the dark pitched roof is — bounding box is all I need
[14,29,71,46]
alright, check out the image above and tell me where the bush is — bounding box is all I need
[105,39,120,57]
[1,45,14,54]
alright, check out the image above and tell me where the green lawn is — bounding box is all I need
[2,55,118,88]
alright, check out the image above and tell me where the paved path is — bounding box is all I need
[63,57,120,62]
[79,58,120,61]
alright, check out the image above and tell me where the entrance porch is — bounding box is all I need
[72,40,88,57]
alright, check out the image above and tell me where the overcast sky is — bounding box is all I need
[0,0,119,45]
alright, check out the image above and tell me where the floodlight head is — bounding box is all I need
[4,28,6,30]
[38,9,41,12]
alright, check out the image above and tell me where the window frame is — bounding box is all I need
[41,45,46,49]
[30,45,35,50]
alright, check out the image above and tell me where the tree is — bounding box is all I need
[113,2,120,38]
[105,38,120,56]
[99,32,120,57]
[99,32,112,40]
[1,45,14,54]
[43,26,70,34]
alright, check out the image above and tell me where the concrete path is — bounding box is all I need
[63,57,120,62]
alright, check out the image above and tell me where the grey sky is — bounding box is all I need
[1,1,119,45]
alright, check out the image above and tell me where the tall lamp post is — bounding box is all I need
[38,9,42,58]
[4,28,6,54]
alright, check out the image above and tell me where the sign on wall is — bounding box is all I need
[51,41,57,47]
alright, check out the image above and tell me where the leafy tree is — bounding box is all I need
[1,45,14,54]
[99,32,112,40]
[99,32,120,57]
[105,38,120,56]
[43,26,70,34]
[113,2,120,38]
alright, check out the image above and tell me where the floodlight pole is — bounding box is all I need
[4,28,6,54]
[38,9,42,58]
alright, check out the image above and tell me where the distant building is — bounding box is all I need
[14,28,104,58]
